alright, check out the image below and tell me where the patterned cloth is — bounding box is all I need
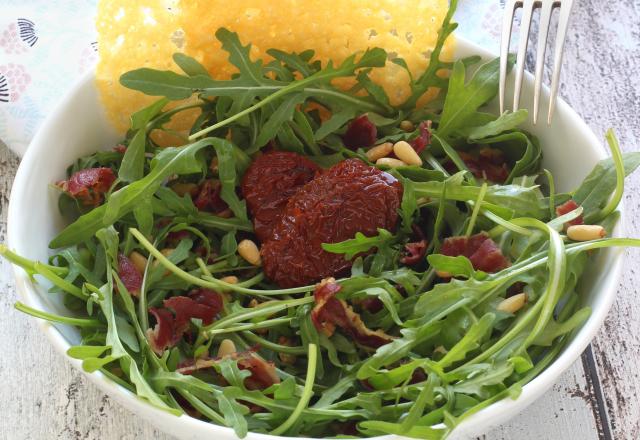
[0,0,499,156]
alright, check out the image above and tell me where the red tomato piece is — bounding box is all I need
[261,159,403,287]
[241,151,320,242]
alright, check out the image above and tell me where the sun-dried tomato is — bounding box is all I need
[555,199,584,228]
[343,114,377,150]
[261,159,403,287]
[311,278,393,348]
[57,167,116,206]
[440,232,510,273]
[241,151,320,242]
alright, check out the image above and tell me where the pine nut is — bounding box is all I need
[436,270,452,278]
[376,157,407,168]
[217,339,236,358]
[221,275,238,284]
[248,298,260,308]
[238,239,261,266]
[400,120,415,132]
[366,142,393,162]
[497,293,527,314]
[393,141,422,166]
[171,182,198,197]
[567,225,606,241]
[128,251,148,273]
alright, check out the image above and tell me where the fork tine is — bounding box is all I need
[513,0,535,111]
[500,0,519,115]
[548,0,575,124]
[533,1,555,125]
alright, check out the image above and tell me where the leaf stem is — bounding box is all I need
[270,343,318,435]
[15,301,103,327]
[595,129,625,221]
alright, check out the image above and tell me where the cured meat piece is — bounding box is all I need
[57,167,116,206]
[241,151,320,242]
[147,289,223,354]
[194,179,228,214]
[454,147,510,183]
[117,253,142,296]
[410,121,432,154]
[440,232,510,273]
[343,114,377,149]
[176,348,280,390]
[311,278,393,348]
[261,159,402,287]
[400,224,428,266]
[555,199,584,228]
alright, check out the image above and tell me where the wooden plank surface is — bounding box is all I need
[1,0,639,439]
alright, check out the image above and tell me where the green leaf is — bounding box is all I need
[119,129,146,182]
[120,68,219,100]
[466,109,528,141]
[216,28,267,85]
[400,178,417,233]
[254,93,306,147]
[213,139,248,221]
[532,307,591,346]
[412,177,547,218]
[50,138,214,248]
[67,345,110,359]
[130,98,169,131]
[321,228,395,260]
[173,53,210,77]
[437,313,495,369]
[427,254,477,279]
[437,56,512,140]
[314,108,356,141]
[573,152,640,219]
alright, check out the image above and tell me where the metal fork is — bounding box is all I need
[499,0,575,125]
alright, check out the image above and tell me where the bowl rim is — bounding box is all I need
[6,35,624,440]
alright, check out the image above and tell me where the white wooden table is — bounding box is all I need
[1,1,639,439]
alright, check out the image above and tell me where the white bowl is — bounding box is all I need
[7,37,623,440]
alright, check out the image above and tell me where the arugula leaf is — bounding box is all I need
[172,53,210,77]
[427,254,477,279]
[212,139,248,221]
[322,228,395,260]
[573,151,640,220]
[50,138,215,248]
[466,109,528,141]
[437,56,513,140]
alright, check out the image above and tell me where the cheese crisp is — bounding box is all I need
[96,0,453,142]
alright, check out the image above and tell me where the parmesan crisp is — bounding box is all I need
[96,0,453,143]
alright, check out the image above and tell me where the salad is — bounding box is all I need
[3,3,640,439]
